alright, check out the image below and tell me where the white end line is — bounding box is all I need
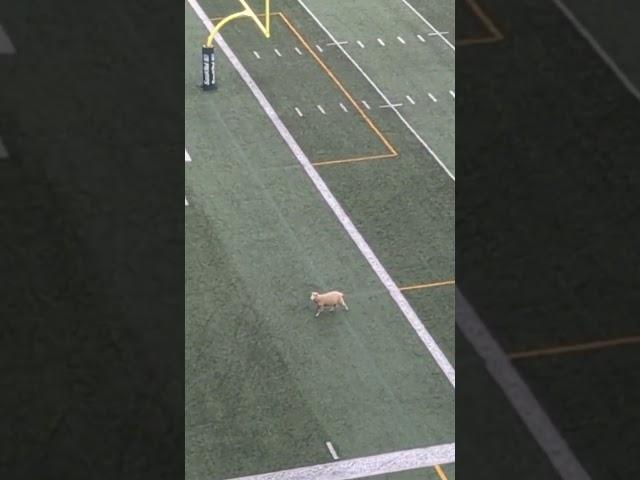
[225,443,455,480]
[187,0,455,388]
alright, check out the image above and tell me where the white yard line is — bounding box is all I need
[188,0,455,388]
[326,441,340,460]
[552,0,640,101]
[297,0,454,180]
[401,0,455,51]
[456,290,591,480]
[226,443,455,480]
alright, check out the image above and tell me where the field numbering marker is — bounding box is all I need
[326,441,339,460]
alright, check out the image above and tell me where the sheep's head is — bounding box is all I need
[310,292,319,301]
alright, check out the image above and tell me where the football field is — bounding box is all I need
[185,1,455,479]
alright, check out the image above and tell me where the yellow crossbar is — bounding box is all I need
[206,0,270,47]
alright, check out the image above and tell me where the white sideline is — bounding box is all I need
[226,443,455,480]
[456,290,591,479]
[297,0,454,181]
[0,25,16,54]
[401,0,455,51]
[552,0,640,101]
[187,0,455,388]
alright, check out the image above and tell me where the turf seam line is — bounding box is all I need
[188,0,455,388]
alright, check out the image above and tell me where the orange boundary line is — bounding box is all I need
[457,0,503,47]
[400,280,455,292]
[211,12,399,166]
[435,464,449,480]
[510,335,640,360]
[278,12,398,157]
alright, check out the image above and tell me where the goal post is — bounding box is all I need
[201,0,271,91]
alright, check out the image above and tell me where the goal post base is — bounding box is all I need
[201,45,216,91]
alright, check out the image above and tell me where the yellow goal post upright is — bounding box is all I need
[202,0,271,91]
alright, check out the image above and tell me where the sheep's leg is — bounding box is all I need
[340,298,349,311]
[329,305,335,312]
[315,305,323,317]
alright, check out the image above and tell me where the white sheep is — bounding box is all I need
[310,291,349,317]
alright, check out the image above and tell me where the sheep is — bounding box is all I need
[310,291,349,317]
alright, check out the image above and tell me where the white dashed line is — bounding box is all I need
[317,105,326,115]
[357,40,365,48]
[326,442,339,460]
[397,36,406,45]
[274,48,282,57]
[295,47,303,55]
[377,38,385,46]
[449,90,455,98]
[315,44,324,52]
[185,197,189,206]
[295,107,304,117]
[417,34,426,43]
[406,95,416,105]
[380,102,403,109]
[428,93,437,102]
[185,149,192,163]
[339,102,349,112]
[253,50,261,59]
[361,100,371,110]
